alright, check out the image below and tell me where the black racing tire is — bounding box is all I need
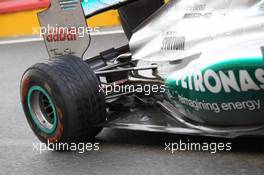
[20,55,106,144]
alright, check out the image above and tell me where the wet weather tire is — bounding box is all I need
[20,55,106,144]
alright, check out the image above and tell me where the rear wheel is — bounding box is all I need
[20,55,106,144]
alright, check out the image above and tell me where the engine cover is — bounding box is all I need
[130,0,264,126]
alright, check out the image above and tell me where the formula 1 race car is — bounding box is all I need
[20,0,264,144]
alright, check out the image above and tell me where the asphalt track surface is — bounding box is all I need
[0,32,264,175]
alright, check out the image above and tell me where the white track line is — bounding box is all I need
[0,37,43,45]
[92,29,124,36]
[0,30,124,45]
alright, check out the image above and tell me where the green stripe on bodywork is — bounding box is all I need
[166,57,264,97]
[164,56,264,125]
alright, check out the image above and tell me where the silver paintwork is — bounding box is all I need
[106,0,264,137]
[38,0,90,59]
[130,0,264,77]
[36,0,264,137]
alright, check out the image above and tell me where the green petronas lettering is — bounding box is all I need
[193,70,205,92]
[219,70,241,92]
[188,74,193,90]
[181,75,188,89]
[203,70,222,93]
[239,70,260,92]
[256,68,264,89]
[172,68,264,93]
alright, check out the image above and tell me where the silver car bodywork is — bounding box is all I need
[131,0,264,63]
[37,0,264,138]
[130,0,264,83]
[128,0,264,126]
[38,0,90,58]
[110,0,264,136]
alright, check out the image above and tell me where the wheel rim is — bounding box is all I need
[27,86,57,134]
